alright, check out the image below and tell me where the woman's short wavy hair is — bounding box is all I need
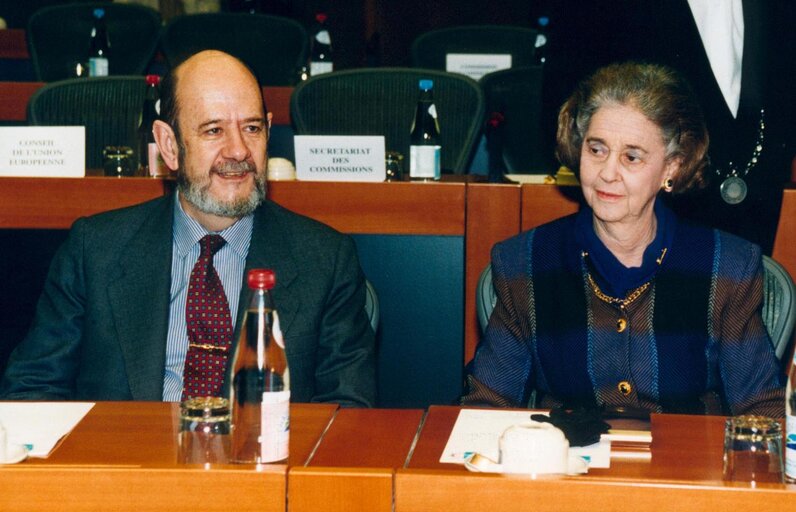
[556,61,709,194]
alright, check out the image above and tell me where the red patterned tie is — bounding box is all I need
[181,234,233,400]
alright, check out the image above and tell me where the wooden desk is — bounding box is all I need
[0,401,336,512]
[397,405,795,512]
[0,82,293,125]
[290,408,425,512]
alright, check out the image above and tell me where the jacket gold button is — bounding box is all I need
[616,318,627,333]
[618,381,632,396]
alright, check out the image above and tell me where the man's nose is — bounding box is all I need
[222,129,251,161]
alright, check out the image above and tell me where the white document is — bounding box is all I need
[0,402,94,457]
[445,53,512,80]
[294,135,386,182]
[440,408,611,468]
[0,126,86,177]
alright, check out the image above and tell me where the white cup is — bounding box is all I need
[267,157,296,181]
[499,421,570,475]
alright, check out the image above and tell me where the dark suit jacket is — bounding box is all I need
[0,194,376,407]
[542,0,796,252]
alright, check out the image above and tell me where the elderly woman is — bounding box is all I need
[463,62,784,417]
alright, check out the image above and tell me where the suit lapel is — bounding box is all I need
[107,195,174,400]
[234,200,300,341]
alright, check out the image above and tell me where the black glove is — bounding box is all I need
[531,407,611,447]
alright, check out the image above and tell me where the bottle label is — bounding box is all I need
[88,57,108,77]
[315,30,331,45]
[787,414,796,480]
[310,61,334,76]
[409,145,441,179]
[147,143,169,177]
[260,390,290,463]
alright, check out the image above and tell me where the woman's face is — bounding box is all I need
[579,103,680,229]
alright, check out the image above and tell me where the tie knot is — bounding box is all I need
[199,234,226,257]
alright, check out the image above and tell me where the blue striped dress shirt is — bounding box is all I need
[162,193,254,401]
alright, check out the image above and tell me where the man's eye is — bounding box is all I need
[205,127,221,135]
[244,125,262,133]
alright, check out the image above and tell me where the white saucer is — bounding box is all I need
[0,444,29,464]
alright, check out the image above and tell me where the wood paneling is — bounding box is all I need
[289,467,394,512]
[464,183,521,362]
[269,180,467,235]
[520,183,581,231]
[0,29,28,59]
[0,176,169,229]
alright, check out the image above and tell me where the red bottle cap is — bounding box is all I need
[145,74,160,86]
[247,269,275,290]
[315,12,328,23]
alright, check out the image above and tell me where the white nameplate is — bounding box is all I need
[294,135,386,182]
[0,127,85,177]
[446,53,512,80]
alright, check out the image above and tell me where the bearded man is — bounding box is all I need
[0,51,376,407]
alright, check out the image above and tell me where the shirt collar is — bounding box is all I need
[172,191,254,259]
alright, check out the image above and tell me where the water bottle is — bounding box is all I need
[409,79,441,181]
[534,16,549,65]
[309,13,333,76]
[88,8,110,77]
[229,269,290,464]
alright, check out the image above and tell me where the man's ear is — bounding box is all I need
[152,120,179,171]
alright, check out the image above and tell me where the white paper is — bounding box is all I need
[0,402,94,457]
[445,53,512,80]
[0,127,86,177]
[294,135,386,182]
[440,409,611,469]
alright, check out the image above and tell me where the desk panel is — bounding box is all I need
[289,408,424,512]
[0,402,336,511]
[398,405,794,511]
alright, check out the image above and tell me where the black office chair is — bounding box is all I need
[27,76,147,169]
[26,2,160,82]
[161,13,308,86]
[411,25,538,75]
[480,66,550,174]
[291,68,485,174]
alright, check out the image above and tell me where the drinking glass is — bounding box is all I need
[385,151,404,181]
[723,415,784,484]
[178,397,231,466]
[102,146,135,177]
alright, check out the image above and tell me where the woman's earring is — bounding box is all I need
[662,178,674,192]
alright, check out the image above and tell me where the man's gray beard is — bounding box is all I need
[177,161,267,218]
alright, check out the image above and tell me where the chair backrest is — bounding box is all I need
[365,279,379,334]
[411,25,538,76]
[480,66,549,173]
[476,256,796,361]
[27,3,160,82]
[291,68,485,174]
[27,76,147,169]
[161,13,308,86]
[761,255,796,360]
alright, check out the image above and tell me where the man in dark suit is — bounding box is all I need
[0,50,376,406]
[542,0,795,254]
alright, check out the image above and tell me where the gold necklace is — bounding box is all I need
[586,273,651,308]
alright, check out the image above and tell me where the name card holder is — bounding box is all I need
[294,135,386,182]
[445,53,513,81]
[0,127,85,177]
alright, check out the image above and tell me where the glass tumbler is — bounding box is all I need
[102,146,135,177]
[723,415,784,484]
[385,151,404,181]
[178,397,231,466]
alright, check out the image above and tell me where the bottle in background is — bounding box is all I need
[88,8,110,77]
[230,269,290,464]
[786,357,796,481]
[534,16,549,65]
[309,12,333,76]
[139,75,168,177]
[409,79,441,181]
